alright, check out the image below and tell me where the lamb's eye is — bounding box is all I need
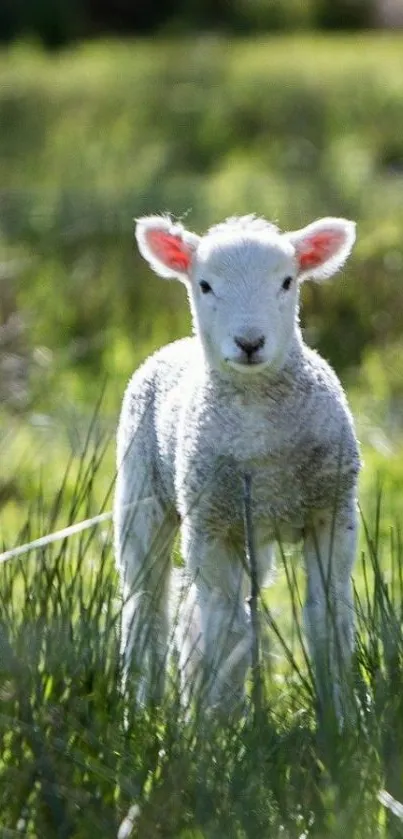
[282,276,293,291]
[199,280,212,294]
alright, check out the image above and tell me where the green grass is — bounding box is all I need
[0,422,403,838]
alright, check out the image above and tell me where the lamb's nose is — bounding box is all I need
[234,335,265,357]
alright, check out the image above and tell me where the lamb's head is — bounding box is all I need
[136,214,356,375]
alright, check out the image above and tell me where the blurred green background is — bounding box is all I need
[1,0,403,536]
[2,9,403,835]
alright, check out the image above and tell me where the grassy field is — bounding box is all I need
[1,34,403,837]
[1,438,403,838]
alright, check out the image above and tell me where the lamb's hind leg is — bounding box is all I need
[303,495,357,721]
[176,535,274,713]
[179,526,251,715]
[114,455,177,706]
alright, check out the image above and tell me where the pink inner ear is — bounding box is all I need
[147,229,192,272]
[298,230,345,272]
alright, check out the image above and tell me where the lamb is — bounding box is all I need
[114,212,360,718]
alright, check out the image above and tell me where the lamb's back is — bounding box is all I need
[117,337,201,502]
[290,344,360,500]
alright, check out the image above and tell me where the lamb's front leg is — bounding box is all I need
[303,494,358,721]
[179,525,251,715]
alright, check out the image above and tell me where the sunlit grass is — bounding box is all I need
[0,425,403,837]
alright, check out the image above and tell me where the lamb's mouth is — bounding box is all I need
[226,356,269,372]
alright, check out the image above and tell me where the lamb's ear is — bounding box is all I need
[286,217,356,282]
[135,216,199,280]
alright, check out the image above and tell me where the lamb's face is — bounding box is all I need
[189,232,298,373]
[135,214,356,377]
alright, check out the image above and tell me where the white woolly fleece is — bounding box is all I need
[114,212,360,716]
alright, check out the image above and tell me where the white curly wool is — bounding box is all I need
[114,213,360,716]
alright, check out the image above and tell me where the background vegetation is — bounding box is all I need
[2,35,403,511]
[1,30,403,838]
[0,0,382,48]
